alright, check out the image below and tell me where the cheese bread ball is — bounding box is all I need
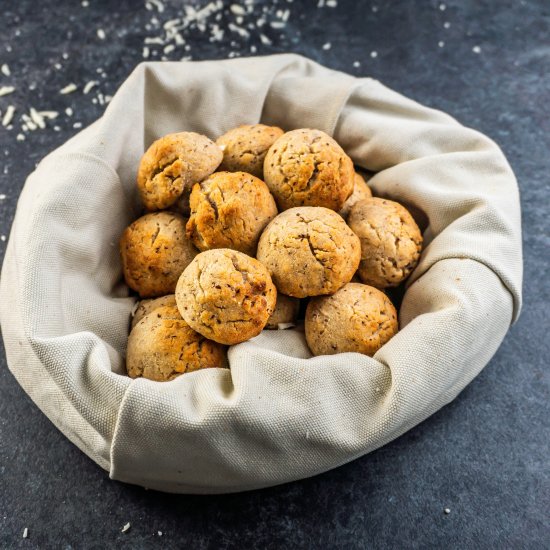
[347,198,423,289]
[126,304,227,381]
[175,249,277,345]
[305,283,398,356]
[263,129,354,211]
[120,212,197,298]
[216,124,284,178]
[186,171,277,256]
[256,207,361,298]
[137,131,222,211]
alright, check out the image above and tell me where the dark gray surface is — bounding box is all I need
[0,0,548,548]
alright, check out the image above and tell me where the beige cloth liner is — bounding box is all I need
[0,54,522,494]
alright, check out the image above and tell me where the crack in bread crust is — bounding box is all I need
[175,249,276,345]
[257,207,361,298]
[186,171,277,256]
[305,283,398,356]
[137,132,223,211]
[348,197,423,289]
[263,129,354,211]
[126,304,227,381]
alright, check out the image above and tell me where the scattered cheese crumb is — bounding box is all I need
[39,111,58,119]
[121,522,131,533]
[60,83,78,95]
[472,45,481,54]
[353,61,360,67]
[81,0,89,6]
[54,63,62,70]
[444,508,451,514]
[29,108,46,129]
[1,63,10,77]
[0,86,15,97]
[83,80,99,94]
[16,133,25,141]
[62,52,69,59]
[1,235,6,242]
[230,4,246,15]
[158,531,163,536]
[65,107,73,116]
[439,3,446,10]
[326,0,337,6]
[73,122,83,129]
[97,29,106,40]
[22,528,28,539]
[148,0,165,12]
[164,44,175,53]
[143,46,150,58]
[144,36,165,45]
[229,23,250,37]
[2,105,15,127]
[260,34,272,45]
[438,41,445,48]
[370,50,378,58]
[443,21,450,29]
[322,42,331,50]
[0,194,6,200]
[22,113,37,131]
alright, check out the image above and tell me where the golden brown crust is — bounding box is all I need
[339,171,373,219]
[216,124,284,178]
[305,282,398,356]
[120,212,197,298]
[126,304,227,381]
[265,294,300,329]
[186,171,278,256]
[263,128,354,211]
[175,249,277,345]
[347,198,423,289]
[256,207,361,298]
[131,294,176,329]
[137,132,223,211]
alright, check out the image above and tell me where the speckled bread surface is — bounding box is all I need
[186,171,277,256]
[126,304,227,381]
[339,171,373,219]
[265,294,301,329]
[131,295,177,329]
[305,282,398,356]
[120,212,197,298]
[175,249,277,345]
[216,124,284,178]
[256,206,361,298]
[137,131,222,211]
[347,197,422,289]
[263,128,354,211]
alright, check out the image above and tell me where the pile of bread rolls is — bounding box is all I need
[120,125,422,381]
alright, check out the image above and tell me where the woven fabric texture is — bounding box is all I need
[0,54,522,493]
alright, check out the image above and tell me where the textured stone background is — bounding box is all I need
[0,0,548,548]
